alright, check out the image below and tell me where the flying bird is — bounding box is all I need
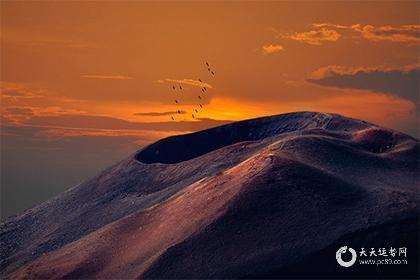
[201,88,205,92]
[198,96,202,99]
[178,110,181,114]
[195,109,198,113]
[172,85,175,90]
[208,68,211,72]
[199,104,203,108]
[175,100,178,104]
[206,62,209,67]
[203,87,207,91]
[192,114,195,119]
[211,71,214,75]
[179,85,182,90]
[198,79,202,82]
[171,116,174,120]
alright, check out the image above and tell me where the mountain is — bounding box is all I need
[1,112,418,279]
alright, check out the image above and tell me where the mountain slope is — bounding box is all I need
[1,112,418,279]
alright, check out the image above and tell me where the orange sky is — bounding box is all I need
[2,1,419,133]
[1,1,419,217]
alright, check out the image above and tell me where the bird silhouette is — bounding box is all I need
[167,61,215,122]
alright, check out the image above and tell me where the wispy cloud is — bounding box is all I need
[3,106,34,116]
[24,114,232,132]
[156,78,213,89]
[1,82,46,99]
[312,23,349,29]
[350,24,420,43]
[0,82,89,125]
[134,111,186,117]
[261,44,284,55]
[81,75,134,80]
[2,27,101,49]
[281,28,341,45]
[282,23,420,45]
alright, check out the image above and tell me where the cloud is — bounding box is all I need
[157,78,213,89]
[279,23,420,45]
[3,107,34,116]
[1,82,46,99]
[307,65,420,108]
[351,24,420,43]
[2,27,101,49]
[24,114,232,132]
[312,23,349,29]
[261,44,284,55]
[309,23,420,44]
[281,28,341,45]
[81,75,134,80]
[134,111,186,117]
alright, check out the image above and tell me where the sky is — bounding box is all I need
[1,1,419,219]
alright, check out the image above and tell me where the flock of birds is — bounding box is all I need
[170,61,215,121]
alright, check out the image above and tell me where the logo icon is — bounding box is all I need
[336,246,357,267]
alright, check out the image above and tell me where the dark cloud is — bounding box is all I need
[307,66,420,107]
[25,114,232,132]
[134,111,186,117]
